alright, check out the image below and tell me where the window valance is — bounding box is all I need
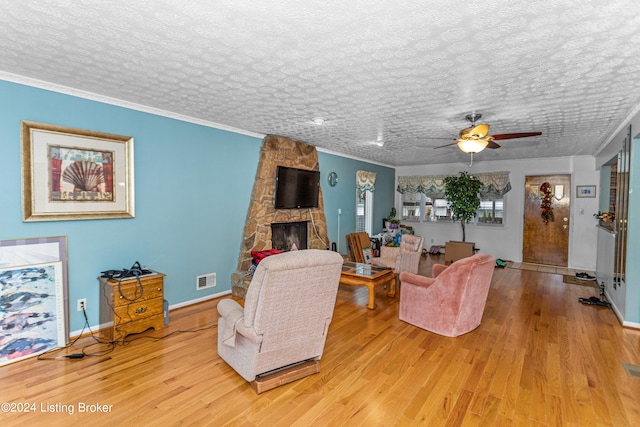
[396,174,449,199]
[356,170,376,198]
[397,171,511,199]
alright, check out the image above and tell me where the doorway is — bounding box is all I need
[523,174,571,266]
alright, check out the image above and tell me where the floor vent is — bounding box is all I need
[623,362,640,378]
[196,273,216,290]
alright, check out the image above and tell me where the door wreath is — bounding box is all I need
[540,182,554,224]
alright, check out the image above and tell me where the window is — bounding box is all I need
[432,199,452,220]
[401,192,422,221]
[396,171,511,226]
[355,170,376,235]
[477,199,504,224]
[400,193,504,225]
[356,189,374,235]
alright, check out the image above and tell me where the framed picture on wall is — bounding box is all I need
[0,236,68,366]
[20,121,135,221]
[576,185,596,198]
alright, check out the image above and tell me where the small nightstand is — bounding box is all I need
[99,272,165,342]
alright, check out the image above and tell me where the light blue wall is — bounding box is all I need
[596,119,640,325]
[1,80,394,332]
[318,153,395,255]
[0,80,262,332]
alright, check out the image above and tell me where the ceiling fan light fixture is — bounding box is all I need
[457,138,489,154]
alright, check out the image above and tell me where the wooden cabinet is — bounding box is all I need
[99,272,165,341]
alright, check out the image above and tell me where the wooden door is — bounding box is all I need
[523,175,571,266]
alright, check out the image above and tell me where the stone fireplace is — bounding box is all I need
[230,135,329,298]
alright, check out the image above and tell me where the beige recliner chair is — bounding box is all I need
[370,234,424,276]
[217,249,343,391]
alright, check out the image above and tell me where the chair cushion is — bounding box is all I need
[400,235,422,252]
[370,256,397,269]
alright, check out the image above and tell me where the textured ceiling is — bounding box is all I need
[1,0,640,166]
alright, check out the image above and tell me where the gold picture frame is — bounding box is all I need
[21,121,134,221]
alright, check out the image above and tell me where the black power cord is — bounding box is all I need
[37,304,93,360]
[39,297,218,361]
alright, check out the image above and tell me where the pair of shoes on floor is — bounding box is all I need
[576,272,596,280]
[495,259,507,268]
[578,296,611,307]
[496,259,507,268]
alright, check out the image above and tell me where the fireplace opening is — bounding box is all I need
[271,222,308,251]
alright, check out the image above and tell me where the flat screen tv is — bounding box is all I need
[274,166,320,209]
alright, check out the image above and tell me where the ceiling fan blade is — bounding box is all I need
[433,141,458,149]
[486,140,501,149]
[459,127,473,137]
[491,132,542,140]
[470,124,490,138]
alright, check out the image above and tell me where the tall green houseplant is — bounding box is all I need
[443,172,482,242]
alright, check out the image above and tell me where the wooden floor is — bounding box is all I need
[2,255,639,426]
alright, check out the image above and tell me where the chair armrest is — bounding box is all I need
[432,263,447,278]
[217,298,243,318]
[217,299,244,347]
[399,271,436,289]
[217,299,261,346]
[397,251,422,274]
[380,245,400,258]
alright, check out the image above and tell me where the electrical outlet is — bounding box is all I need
[77,298,86,311]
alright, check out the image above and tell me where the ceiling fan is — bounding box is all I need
[433,112,542,164]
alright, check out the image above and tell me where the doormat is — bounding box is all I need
[623,362,640,379]
[563,275,597,287]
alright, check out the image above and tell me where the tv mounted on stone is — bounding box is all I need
[274,166,320,209]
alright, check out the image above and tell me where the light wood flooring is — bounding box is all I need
[1,255,639,426]
[507,261,594,277]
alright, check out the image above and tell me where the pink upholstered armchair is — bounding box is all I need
[398,253,496,337]
[370,234,424,276]
[217,249,343,385]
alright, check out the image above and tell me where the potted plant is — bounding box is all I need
[594,211,614,223]
[443,171,482,242]
[385,207,397,229]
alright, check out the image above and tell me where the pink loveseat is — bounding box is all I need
[398,253,496,337]
[217,249,343,382]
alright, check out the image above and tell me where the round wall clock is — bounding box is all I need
[328,171,339,187]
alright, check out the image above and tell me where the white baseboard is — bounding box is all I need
[69,290,231,338]
[604,291,640,330]
[168,290,231,310]
[622,319,640,329]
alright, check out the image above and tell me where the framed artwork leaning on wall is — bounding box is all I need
[0,236,68,366]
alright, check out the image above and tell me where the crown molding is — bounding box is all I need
[0,71,265,139]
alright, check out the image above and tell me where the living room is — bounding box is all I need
[2,72,640,426]
[2,1,640,424]
[0,78,394,335]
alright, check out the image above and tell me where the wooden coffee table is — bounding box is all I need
[339,262,396,309]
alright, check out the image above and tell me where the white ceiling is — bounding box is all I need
[1,0,640,166]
